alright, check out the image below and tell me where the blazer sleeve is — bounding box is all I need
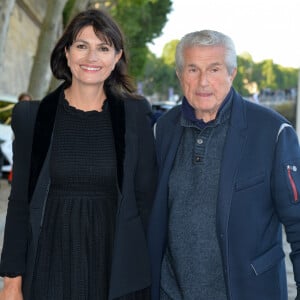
[134,99,157,231]
[271,124,300,286]
[0,101,39,276]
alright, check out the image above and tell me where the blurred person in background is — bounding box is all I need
[148,29,300,300]
[0,9,156,300]
[6,92,32,183]
[18,92,32,102]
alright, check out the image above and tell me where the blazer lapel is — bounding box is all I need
[155,108,183,217]
[28,86,61,200]
[217,92,247,237]
[107,93,125,191]
[160,116,183,178]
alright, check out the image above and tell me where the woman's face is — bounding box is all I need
[65,25,122,87]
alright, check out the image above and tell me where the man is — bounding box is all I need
[148,30,300,300]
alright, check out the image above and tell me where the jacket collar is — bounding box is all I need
[29,84,125,199]
[181,87,234,129]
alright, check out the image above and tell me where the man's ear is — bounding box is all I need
[230,67,237,82]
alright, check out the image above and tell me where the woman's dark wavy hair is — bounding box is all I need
[50,9,135,98]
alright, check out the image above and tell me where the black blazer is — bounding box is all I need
[0,85,157,300]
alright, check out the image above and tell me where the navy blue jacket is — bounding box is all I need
[148,89,300,299]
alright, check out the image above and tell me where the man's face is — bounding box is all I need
[177,45,236,122]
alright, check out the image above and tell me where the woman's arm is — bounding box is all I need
[0,102,39,278]
[134,99,158,231]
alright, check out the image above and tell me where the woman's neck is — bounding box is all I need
[64,85,106,112]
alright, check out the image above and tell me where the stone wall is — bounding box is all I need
[0,0,47,99]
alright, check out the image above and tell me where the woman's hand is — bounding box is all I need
[0,276,23,300]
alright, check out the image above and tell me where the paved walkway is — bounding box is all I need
[0,179,297,298]
[0,179,10,290]
[284,230,297,299]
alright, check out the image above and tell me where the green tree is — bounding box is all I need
[252,62,264,90]
[234,52,255,96]
[138,50,180,100]
[110,0,172,78]
[233,54,299,96]
[161,39,178,66]
[63,0,90,25]
[273,65,298,90]
[260,59,277,90]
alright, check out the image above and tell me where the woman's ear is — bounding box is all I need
[65,47,69,66]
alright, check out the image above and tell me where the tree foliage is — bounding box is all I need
[161,39,178,66]
[140,47,299,100]
[139,52,179,99]
[110,0,172,78]
[233,52,255,96]
[261,59,277,89]
[138,39,180,99]
[63,0,90,25]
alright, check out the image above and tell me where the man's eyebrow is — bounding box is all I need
[209,62,223,67]
[186,63,197,67]
[186,62,223,68]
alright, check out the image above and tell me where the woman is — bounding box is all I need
[0,9,156,300]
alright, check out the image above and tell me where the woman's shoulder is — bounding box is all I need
[124,95,152,114]
[13,100,40,115]
[12,100,40,131]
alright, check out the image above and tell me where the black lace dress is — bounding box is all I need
[31,97,119,300]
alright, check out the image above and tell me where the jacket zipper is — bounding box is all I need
[287,165,298,202]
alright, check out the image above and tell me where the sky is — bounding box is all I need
[148,0,300,68]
